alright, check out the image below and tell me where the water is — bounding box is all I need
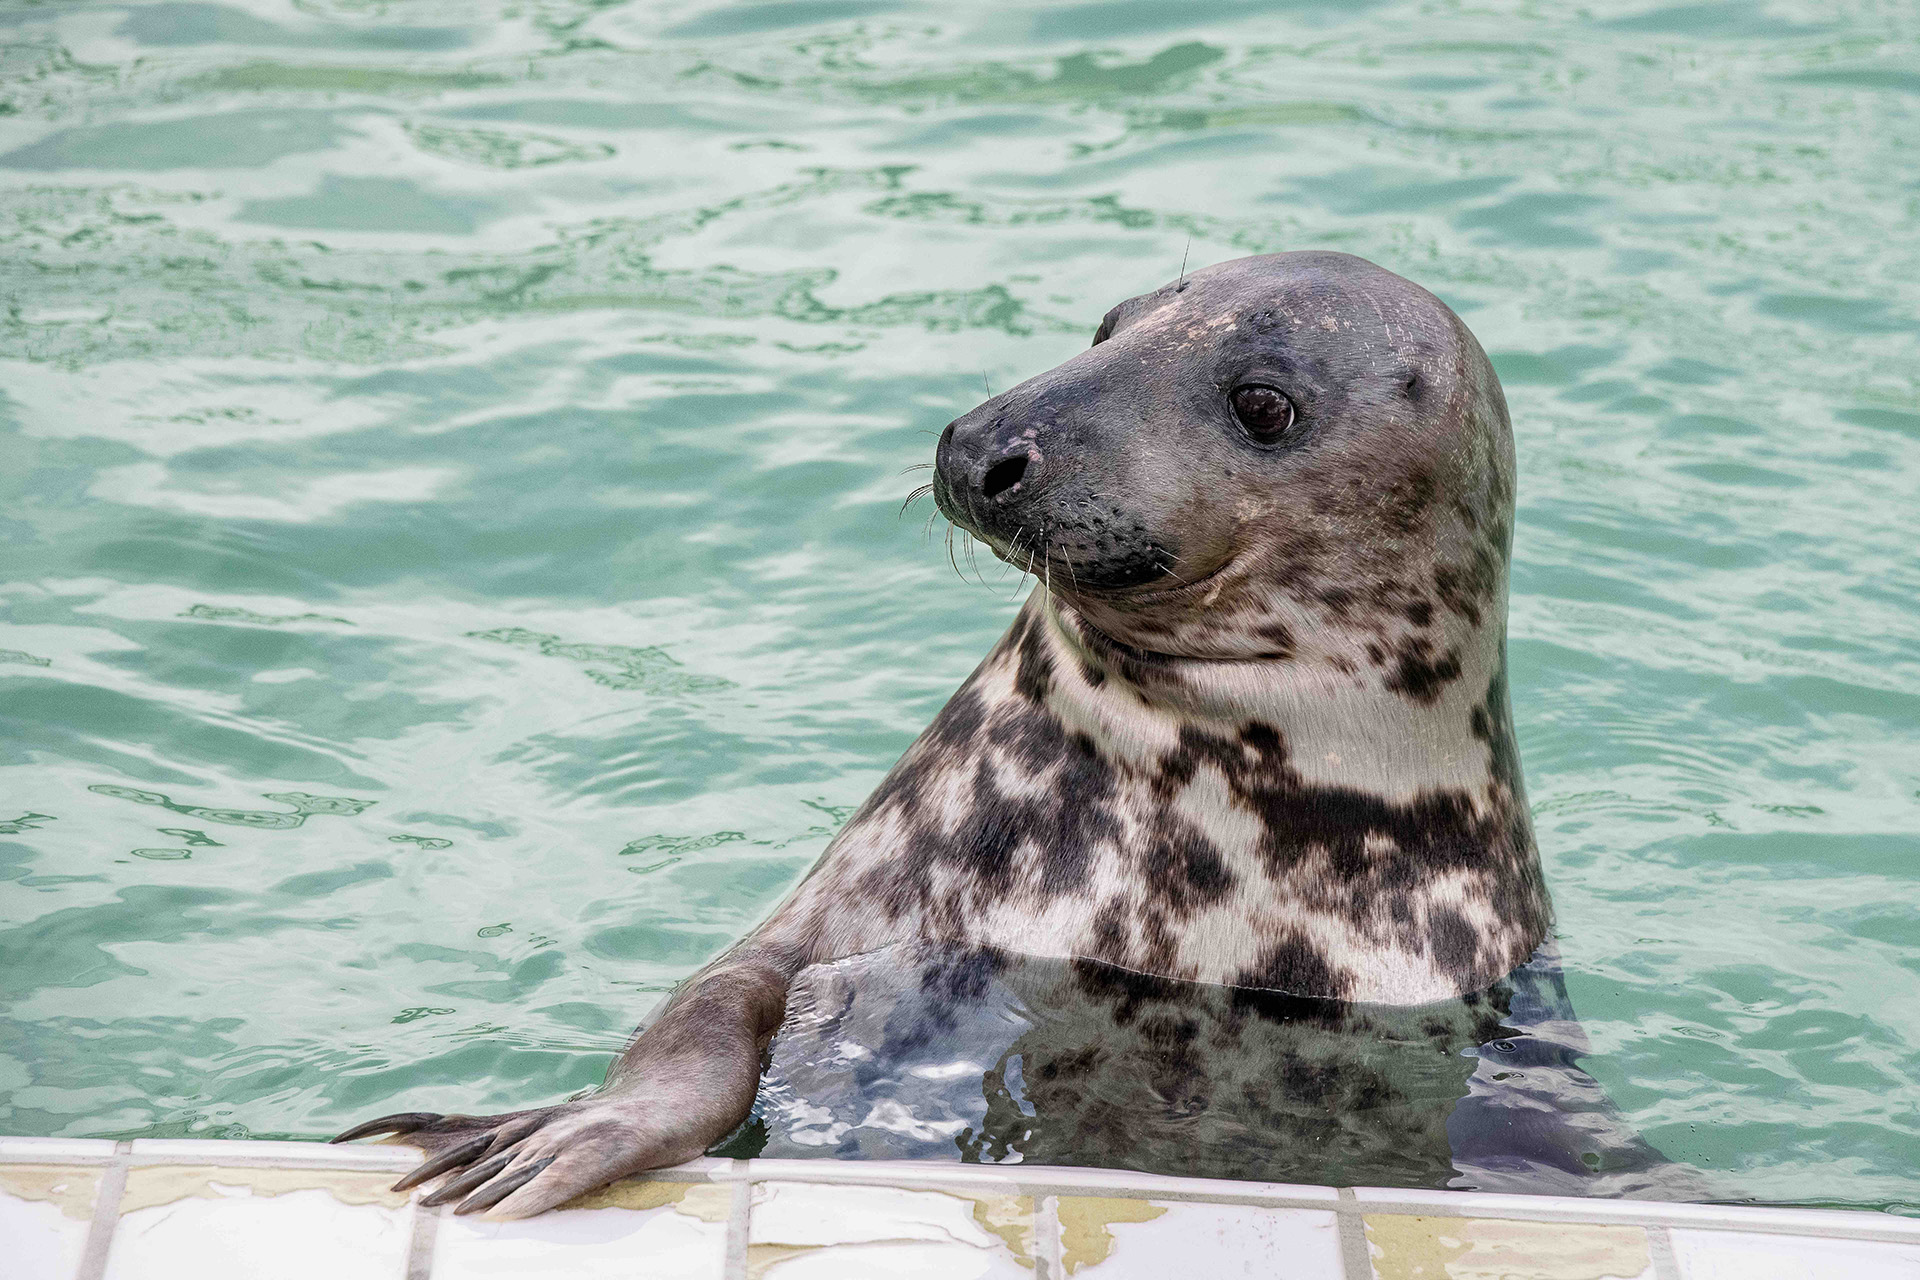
[1,0,1916,1215]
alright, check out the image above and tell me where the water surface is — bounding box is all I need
[2,0,1917,1213]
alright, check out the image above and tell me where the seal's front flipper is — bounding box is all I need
[336,1093,720,1216]
[334,958,792,1217]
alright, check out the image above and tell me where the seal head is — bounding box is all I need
[935,250,1512,687]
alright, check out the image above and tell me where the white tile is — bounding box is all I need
[749,1180,1034,1279]
[433,1180,727,1280]
[0,1137,117,1163]
[657,1156,735,1179]
[733,1158,1026,1195]
[129,1139,419,1173]
[1351,1187,1920,1241]
[1672,1228,1920,1280]
[103,1167,412,1280]
[733,1158,1336,1204]
[1019,1164,1340,1204]
[1061,1197,1342,1277]
[0,1164,100,1280]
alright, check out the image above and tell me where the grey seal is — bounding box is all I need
[336,250,1561,1216]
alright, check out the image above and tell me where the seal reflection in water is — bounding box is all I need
[757,943,1681,1197]
[338,251,1694,1215]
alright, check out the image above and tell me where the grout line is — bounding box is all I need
[1034,1194,1061,1280]
[723,1161,752,1280]
[1646,1224,1684,1280]
[74,1142,132,1280]
[404,1200,441,1280]
[1336,1189,1374,1280]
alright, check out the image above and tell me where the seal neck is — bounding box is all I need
[1037,589,1516,805]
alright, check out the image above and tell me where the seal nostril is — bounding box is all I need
[982,454,1028,499]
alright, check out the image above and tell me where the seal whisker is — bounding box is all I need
[1154,555,1197,588]
[1004,527,1034,598]
[1057,537,1083,593]
[899,483,935,517]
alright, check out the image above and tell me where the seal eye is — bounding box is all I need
[1230,383,1296,441]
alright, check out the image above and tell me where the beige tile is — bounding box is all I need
[1059,1195,1341,1276]
[1671,1228,1920,1280]
[104,1166,412,1280]
[1,1164,101,1280]
[434,1180,728,1279]
[1364,1213,1654,1280]
[748,1180,1034,1279]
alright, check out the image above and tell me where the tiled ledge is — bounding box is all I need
[4,1136,1918,1279]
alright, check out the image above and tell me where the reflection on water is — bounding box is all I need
[0,0,1916,1215]
[750,943,1698,1198]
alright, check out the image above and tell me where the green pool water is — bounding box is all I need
[2,0,1916,1214]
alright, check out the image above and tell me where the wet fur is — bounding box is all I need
[337,251,1558,1216]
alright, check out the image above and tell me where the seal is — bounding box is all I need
[336,250,1556,1217]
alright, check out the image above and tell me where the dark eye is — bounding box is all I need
[1230,383,1296,441]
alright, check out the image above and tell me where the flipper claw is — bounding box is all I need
[420,1151,516,1207]
[455,1156,555,1215]
[392,1133,493,1192]
[331,1112,438,1144]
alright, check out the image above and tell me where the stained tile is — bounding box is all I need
[434,1180,728,1279]
[1059,1196,1341,1276]
[1364,1213,1654,1280]
[1670,1228,1920,1280]
[103,1165,411,1280]
[747,1180,1034,1279]
[1,1163,100,1280]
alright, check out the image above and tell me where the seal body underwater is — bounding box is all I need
[337,250,1609,1216]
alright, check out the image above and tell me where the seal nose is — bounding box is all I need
[936,404,1048,526]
